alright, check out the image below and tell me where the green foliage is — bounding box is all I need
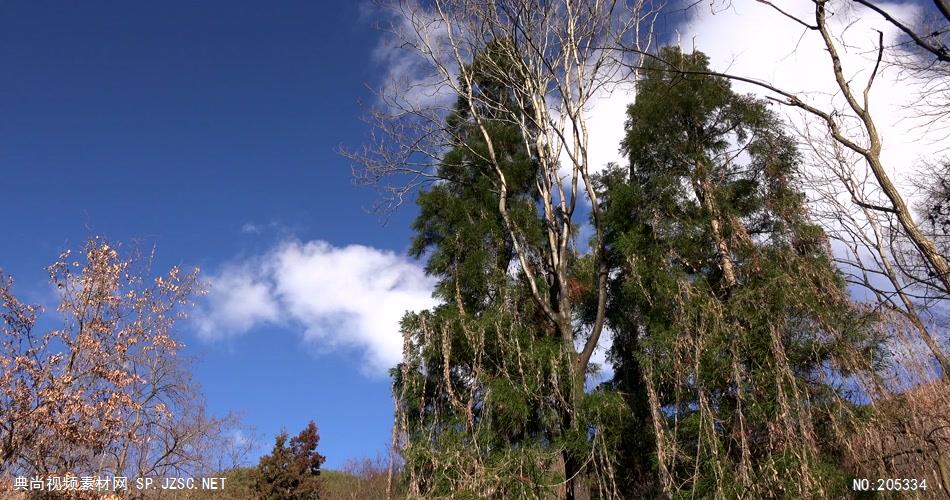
[395,303,573,497]
[598,46,886,496]
[392,41,629,498]
[392,41,890,499]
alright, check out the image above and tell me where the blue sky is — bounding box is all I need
[0,1,425,468]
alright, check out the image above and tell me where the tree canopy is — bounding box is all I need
[255,420,326,500]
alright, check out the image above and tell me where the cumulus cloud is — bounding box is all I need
[194,240,438,376]
[193,265,281,338]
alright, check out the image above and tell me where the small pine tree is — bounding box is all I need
[254,421,325,499]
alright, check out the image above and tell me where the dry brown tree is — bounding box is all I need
[0,239,249,484]
[730,1,949,297]
[764,0,950,378]
[853,0,950,144]
[801,127,950,378]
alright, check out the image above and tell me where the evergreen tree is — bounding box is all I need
[598,46,885,497]
[255,421,325,500]
[392,40,627,499]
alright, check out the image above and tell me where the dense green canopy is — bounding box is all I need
[391,44,890,499]
[598,46,884,497]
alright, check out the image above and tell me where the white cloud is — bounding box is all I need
[583,83,637,175]
[677,0,942,185]
[369,1,459,112]
[194,266,280,339]
[240,222,261,234]
[194,240,438,376]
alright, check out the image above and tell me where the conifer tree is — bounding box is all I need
[255,421,325,500]
[598,46,885,498]
[392,41,628,499]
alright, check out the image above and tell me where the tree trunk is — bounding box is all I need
[692,161,739,289]
[563,451,590,500]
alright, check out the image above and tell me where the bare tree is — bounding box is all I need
[776,0,950,376]
[852,0,949,64]
[801,126,950,376]
[0,239,249,480]
[114,359,253,480]
[754,1,950,296]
